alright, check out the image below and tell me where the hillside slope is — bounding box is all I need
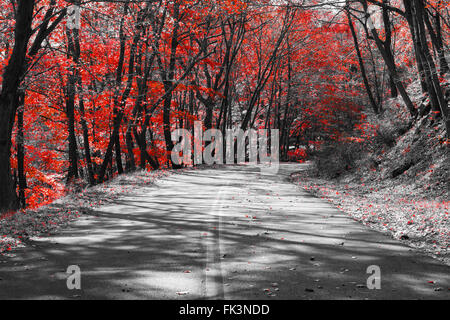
[294,78,449,264]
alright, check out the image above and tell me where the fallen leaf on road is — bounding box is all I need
[176,291,189,295]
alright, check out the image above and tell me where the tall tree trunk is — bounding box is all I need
[115,133,124,174]
[162,2,182,169]
[17,91,27,209]
[434,4,449,76]
[346,7,379,114]
[422,2,449,76]
[98,1,143,180]
[77,80,95,185]
[408,15,429,94]
[382,1,398,98]
[125,126,136,172]
[413,0,449,133]
[66,27,79,182]
[405,0,441,113]
[69,18,96,185]
[361,0,417,118]
[366,40,383,106]
[0,0,34,213]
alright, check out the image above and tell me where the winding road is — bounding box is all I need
[0,163,449,299]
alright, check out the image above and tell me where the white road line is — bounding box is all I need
[203,179,230,299]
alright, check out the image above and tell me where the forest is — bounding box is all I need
[0,0,449,301]
[0,0,448,213]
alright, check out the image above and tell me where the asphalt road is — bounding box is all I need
[0,163,449,299]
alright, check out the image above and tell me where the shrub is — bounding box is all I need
[375,125,396,148]
[312,140,364,179]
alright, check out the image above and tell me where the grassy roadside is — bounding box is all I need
[291,169,449,266]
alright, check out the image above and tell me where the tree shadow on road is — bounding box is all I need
[0,165,449,300]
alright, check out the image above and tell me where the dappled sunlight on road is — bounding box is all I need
[0,164,449,300]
